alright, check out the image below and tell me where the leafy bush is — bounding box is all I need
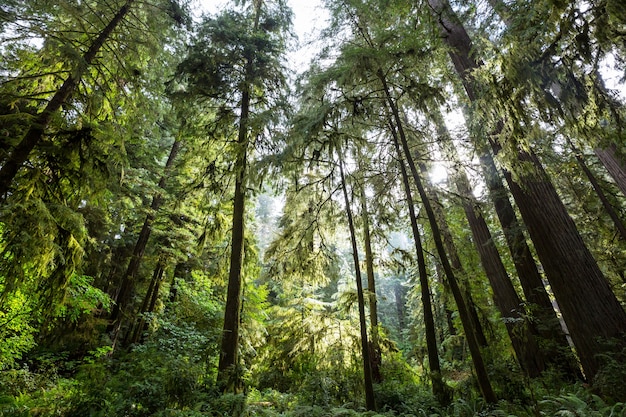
[539,390,625,417]
[592,346,626,402]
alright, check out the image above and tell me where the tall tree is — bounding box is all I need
[390,125,452,405]
[175,0,291,392]
[337,148,376,411]
[425,0,626,380]
[356,153,382,383]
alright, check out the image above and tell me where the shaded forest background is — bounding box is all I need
[1,0,626,415]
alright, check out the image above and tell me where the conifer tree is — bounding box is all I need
[175,0,291,392]
[425,0,626,381]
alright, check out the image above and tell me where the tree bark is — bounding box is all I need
[432,120,545,376]
[594,144,626,198]
[338,154,376,411]
[390,123,451,405]
[426,0,626,380]
[107,137,182,343]
[0,0,135,197]
[358,175,382,383]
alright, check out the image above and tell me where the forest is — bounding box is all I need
[0,0,625,415]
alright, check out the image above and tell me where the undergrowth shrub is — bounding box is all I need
[539,390,625,416]
[592,346,626,402]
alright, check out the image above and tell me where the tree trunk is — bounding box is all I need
[380,70,497,403]
[0,0,135,197]
[217,87,250,393]
[427,0,626,381]
[426,175,489,347]
[432,120,545,376]
[107,137,182,343]
[128,260,165,345]
[568,140,626,241]
[338,154,376,411]
[167,262,185,305]
[390,124,451,405]
[594,143,626,199]
[358,176,382,383]
[394,281,406,329]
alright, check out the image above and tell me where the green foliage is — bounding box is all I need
[539,389,626,417]
[0,290,37,370]
[592,346,626,402]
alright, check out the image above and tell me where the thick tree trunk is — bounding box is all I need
[475,144,580,377]
[338,155,376,411]
[501,148,626,379]
[427,0,626,381]
[0,0,135,197]
[390,125,451,405]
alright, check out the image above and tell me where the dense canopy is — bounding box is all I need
[1,0,625,416]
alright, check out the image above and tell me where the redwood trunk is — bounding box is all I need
[595,144,626,198]
[359,183,382,383]
[426,0,626,380]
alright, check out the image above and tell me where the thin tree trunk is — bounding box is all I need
[358,174,382,383]
[107,137,182,342]
[430,120,545,376]
[128,260,165,345]
[0,0,135,197]
[380,70,497,403]
[394,281,406,329]
[217,90,249,394]
[434,262,457,339]
[426,0,626,380]
[167,262,185,305]
[427,175,489,347]
[568,140,626,241]
[338,154,376,411]
[390,124,451,405]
